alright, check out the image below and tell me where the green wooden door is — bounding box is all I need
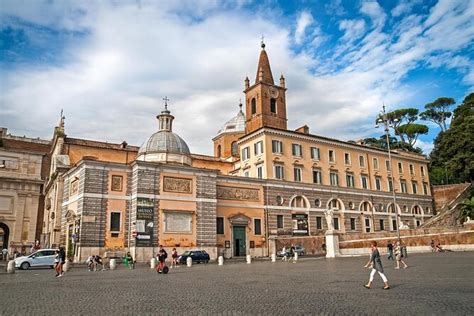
[233,226,246,257]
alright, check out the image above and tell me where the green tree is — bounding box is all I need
[420,97,455,131]
[384,108,419,143]
[397,123,429,147]
[459,196,474,224]
[429,93,474,184]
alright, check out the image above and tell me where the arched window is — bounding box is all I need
[231,141,238,156]
[217,145,221,157]
[412,205,422,215]
[270,98,277,113]
[290,195,309,209]
[388,203,397,214]
[251,98,256,115]
[360,201,371,213]
[328,198,342,210]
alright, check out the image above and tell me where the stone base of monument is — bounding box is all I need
[325,230,340,258]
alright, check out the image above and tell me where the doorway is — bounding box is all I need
[0,222,9,249]
[233,226,246,257]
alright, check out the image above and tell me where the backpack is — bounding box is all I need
[163,249,168,259]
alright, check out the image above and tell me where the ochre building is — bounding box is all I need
[42,44,433,262]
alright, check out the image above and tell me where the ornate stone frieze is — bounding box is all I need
[217,186,259,202]
[163,176,192,194]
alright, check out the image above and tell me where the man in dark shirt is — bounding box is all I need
[387,241,394,260]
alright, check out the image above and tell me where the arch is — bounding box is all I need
[270,98,277,113]
[387,203,400,214]
[327,198,344,210]
[217,145,221,157]
[0,222,10,250]
[411,205,423,215]
[359,200,372,213]
[251,98,256,115]
[289,195,310,209]
[231,141,238,156]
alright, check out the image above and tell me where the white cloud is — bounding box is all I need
[294,11,314,44]
[360,1,386,29]
[414,139,434,154]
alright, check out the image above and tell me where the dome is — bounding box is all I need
[139,131,190,155]
[137,102,192,166]
[217,104,245,136]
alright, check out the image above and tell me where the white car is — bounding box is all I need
[14,249,57,270]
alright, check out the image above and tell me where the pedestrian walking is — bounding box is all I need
[387,241,394,260]
[58,247,66,276]
[364,241,390,290]
[156,245,167,273]
[2,247,8,261]
[126,252,135,269]
[54,249,61,277]
[394,241,408,269]
[171,248,178,268]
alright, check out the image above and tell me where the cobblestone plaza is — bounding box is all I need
[1,252,473,315]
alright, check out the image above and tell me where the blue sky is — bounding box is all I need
[1,0,473,155]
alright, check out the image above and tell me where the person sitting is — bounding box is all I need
[94,255,104,271]
[435,242,444,252]
[430,240,436,253]
[126,252,134,269]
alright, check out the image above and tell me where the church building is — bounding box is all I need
[40,43,433,262]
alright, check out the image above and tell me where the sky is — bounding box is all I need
[1,0,473,155]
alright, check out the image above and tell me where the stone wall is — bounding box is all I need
[432,183,471,212]
[196,173,217,247]
[275,235,326,255]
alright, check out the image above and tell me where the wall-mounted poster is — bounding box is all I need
[136,198,155,247]
[292,214,308,236]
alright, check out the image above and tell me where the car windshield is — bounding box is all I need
[182,251,191,256]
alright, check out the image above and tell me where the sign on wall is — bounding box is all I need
[292,214,308,236]
[136,198,155,247]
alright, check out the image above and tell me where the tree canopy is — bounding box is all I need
[420,97,455,131]
[429,93,474,184]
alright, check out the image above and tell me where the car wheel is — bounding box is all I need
[20,262,30,270]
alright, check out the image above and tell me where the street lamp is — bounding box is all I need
[376,105,402,243]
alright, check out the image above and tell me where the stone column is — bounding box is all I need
[325,230,340,258]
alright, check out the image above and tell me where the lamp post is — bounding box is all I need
[376,105,402,243]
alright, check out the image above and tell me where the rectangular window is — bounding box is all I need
[375,177,382,190]
[346,173,355,188]
[316,217,322,229]
[392,219,397,231]
[350,218,356,230]
[254,218,261,235]
[416,220,421,227]
[312,168,322,184]
[365,218,371,233]
[385,160,391,171]
[110,212,121,232]
[333,218,339,230]
[388,179,393,192]
[361,175,368,189]
[359,155,365,168]
[216,217,224,234]
[373,158,379,170]
[272,140,283,154]
[257,164,263,179]
[244,170,250,177]
[254,141,264,156]
[292,144,302,157]
[412,181,418,194]
[329,150,335,163]
[274,164,284,180]
[409,164,415,175]
[241,147,250,161]
[421,166,425,176]
[379,219,385,231]
[423,182,429,195]
[293,167,302,182]
[401,180,407,193]
[310,147,320,160]
[277,215,284,229]
[330,172,339,186]
[398,162,403,174]
[344,153,351,165]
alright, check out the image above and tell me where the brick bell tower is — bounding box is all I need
[244,40,288,134]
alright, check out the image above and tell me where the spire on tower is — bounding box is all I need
[255,40,274,85]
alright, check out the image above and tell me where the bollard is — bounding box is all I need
[63,261,70,272]
[271,254,276,262]
[7,260,15,274]
[246,255,251,264]
[218,256,224,266]
[110,259,117,270]
[150,258,157,269]
[293,252,298,262]
[186,257,192,267]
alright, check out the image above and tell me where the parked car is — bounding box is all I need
[178,250,210,264]
[14,249,57,270]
